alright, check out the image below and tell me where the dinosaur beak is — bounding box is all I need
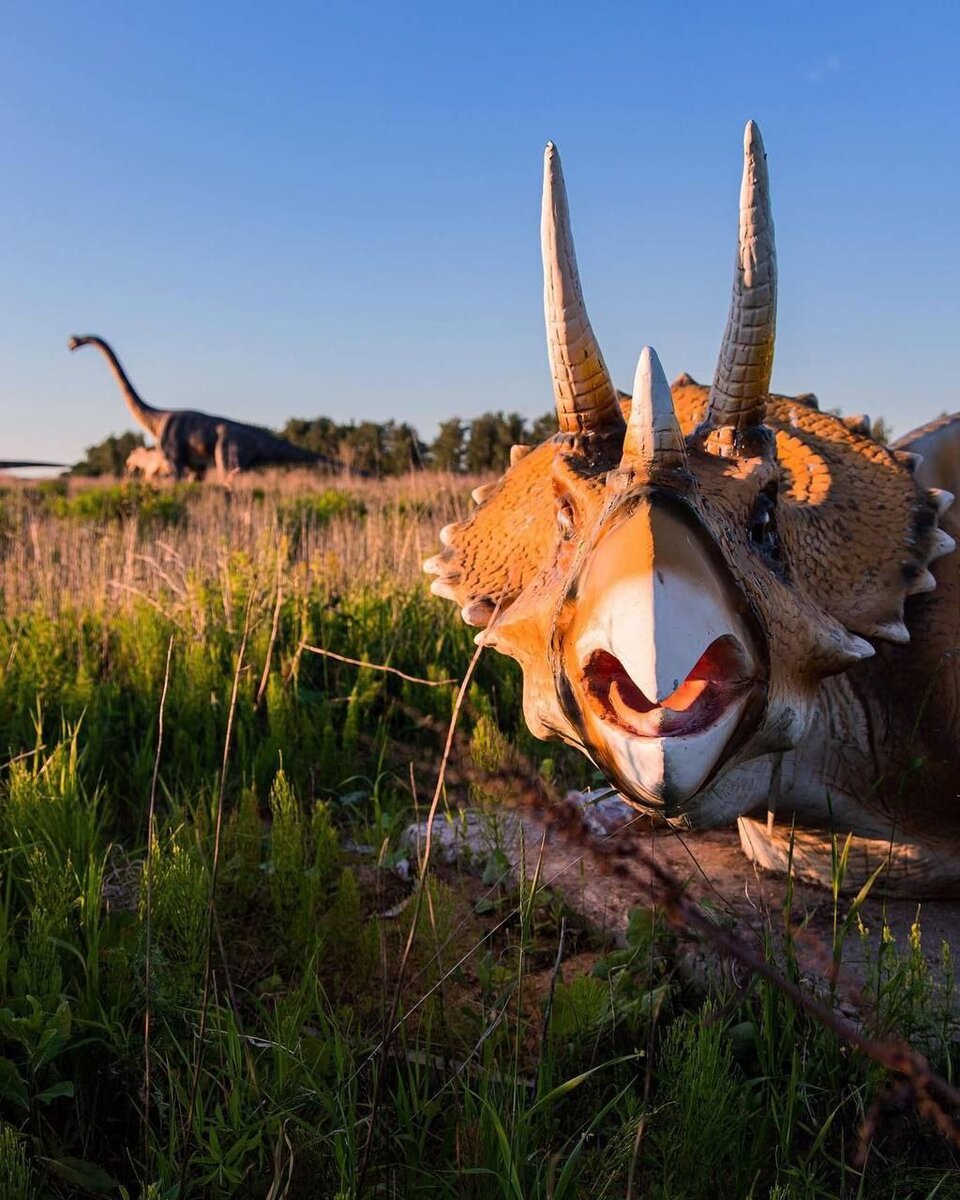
[562,497,764,809]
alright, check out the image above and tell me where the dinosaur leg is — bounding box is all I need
[159,432,187,481]
[737,817,960,897]
[214,430,229,479]
[214,426,247,481]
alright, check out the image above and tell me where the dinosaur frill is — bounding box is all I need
[425,122,960,894]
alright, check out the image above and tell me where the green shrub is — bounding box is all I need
[277,489,366,528]
[45,481,195,528]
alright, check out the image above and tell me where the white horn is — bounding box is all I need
[621,347,687,473]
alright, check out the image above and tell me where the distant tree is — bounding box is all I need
[465,413,501,473]
[465,412,529,474]
[340,421,385,477]
[71,431,145,476]
[431,418,466,473]
[870,416,893,444]
[281,416,343,460]
[529,411,559,445]
[382,421,427,474]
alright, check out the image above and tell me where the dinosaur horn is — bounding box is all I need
[620,347,687,473]
[542,142,624,436]
[706,121,777,432]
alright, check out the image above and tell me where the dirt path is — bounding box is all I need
[405,793,960,990]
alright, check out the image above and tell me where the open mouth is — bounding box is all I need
[582,635,755,739]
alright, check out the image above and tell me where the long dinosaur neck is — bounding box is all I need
[82,338,163,437]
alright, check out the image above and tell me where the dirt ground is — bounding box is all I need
[404,793,960,993]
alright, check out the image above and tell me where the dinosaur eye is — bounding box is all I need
[748,490,780,562]
[556,498,577,541]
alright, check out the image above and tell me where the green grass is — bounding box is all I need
[0,477,956,1198]
[42,480,199,528]
[276,488,367,529]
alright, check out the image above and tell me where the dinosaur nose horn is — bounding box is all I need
[620,347,687,474]
[706,120,776,433]
[542,143,625,438]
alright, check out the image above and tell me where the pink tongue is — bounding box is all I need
[660,677,709,712]
[609,677,711,735]
[585,636,750,735]
[608,677,708,722]
[599,661,655,714]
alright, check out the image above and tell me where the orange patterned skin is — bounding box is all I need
[427,124,960,894]
[425,381,960,894]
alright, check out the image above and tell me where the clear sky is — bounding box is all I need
[1,1,959,462]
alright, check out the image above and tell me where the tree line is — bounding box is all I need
[70,407,897,479]
[71,411,560,477]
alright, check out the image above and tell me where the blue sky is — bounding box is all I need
[1,1,959,461]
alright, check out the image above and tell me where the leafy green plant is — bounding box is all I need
[44,481,195,528]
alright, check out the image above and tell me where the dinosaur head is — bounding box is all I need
[425,123,955,823]
[67,336,85,352]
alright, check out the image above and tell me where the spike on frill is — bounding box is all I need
[905,569,937,597]
[865,619,911,645]
[840,631,877,661]
[929,529,956,561]
[842,414,872,436]
[894,450,923,473]
[471,483,497,506]
[430,578,459,601]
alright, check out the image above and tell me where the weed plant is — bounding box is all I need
[0,475,955,1197]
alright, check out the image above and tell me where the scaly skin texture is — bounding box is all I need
[430,379,960,894]
[68,335,335,479]
[426,126,960,896]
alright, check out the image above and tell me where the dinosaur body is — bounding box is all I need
[425,124,960,896]
[68,336,335,478]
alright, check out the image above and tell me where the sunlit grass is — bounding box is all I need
[0,475,955,1197]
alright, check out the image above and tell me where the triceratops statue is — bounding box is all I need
[425,123,960,896]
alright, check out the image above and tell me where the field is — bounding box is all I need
[0,470,957,1199]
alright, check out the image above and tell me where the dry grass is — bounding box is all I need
[0,469,490,615]
[0,469,957,1198]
